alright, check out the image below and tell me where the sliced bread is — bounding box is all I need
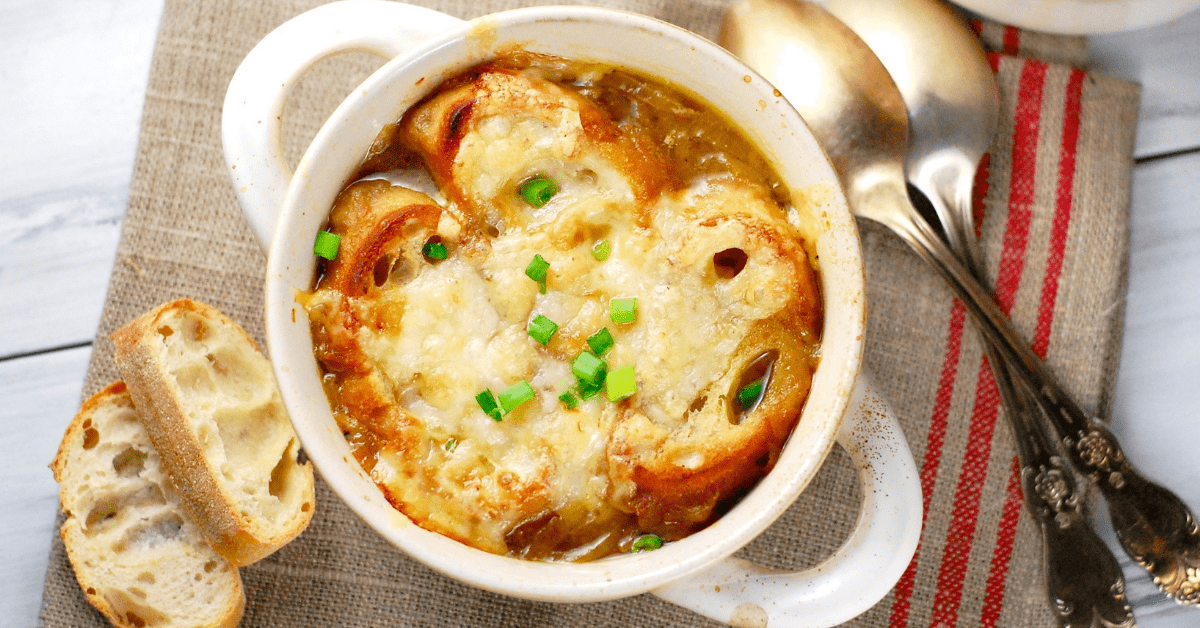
[52,382,245,628]
[112,299,315,566]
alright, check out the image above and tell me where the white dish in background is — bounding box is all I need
[950,0,1200,34]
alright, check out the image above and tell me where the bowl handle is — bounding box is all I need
[221,0,463,250]
[653,371,923,628]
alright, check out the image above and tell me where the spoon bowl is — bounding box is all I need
[826,0,996,263]
[822,1,1135,625]
[723,0,1200,618]
[826,0,1200,612]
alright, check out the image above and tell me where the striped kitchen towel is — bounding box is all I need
[852,23,1140,628]
[38,2,1140,627]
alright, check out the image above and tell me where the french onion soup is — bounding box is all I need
[299,52,823,561]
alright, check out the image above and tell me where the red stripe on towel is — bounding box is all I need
[1003,25,1021,56]
[973,152,992,239]
[926,58,1048,628]
[980,64,1088,624]
[981,454,1026,627]
[1034,68,1085,358]
[887,300,969,628]
[996,60,1048,313]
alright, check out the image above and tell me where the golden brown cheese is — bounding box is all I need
[302,58,822,561]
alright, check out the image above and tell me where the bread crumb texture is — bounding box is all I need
[151,305,310,526]
[113,299,315,566]
[52,382,245,628]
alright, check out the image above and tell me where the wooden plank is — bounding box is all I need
[1112,151,1200,509]
[1098,150,1200,626]
[0,0,163,358]
[1091,9,1200,158]
[0,346,91,628]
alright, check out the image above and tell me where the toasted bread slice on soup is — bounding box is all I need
[52,382,245,628]
[300,59,823,560]
[112,299,315,566]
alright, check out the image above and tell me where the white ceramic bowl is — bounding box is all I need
[222,3,922,626]
[949,0,1200,34]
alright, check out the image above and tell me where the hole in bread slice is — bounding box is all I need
[713,248,749,279]
[268,438,301,500]
[82,427,100,450]
[102,589,167,628]
[84,497,120,533]
[114,513,185,552]
[112,446,148,477]
[729,350,778,424]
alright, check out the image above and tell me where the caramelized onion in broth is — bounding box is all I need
[301,52,823,562]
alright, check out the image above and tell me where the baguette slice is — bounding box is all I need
[112,299,315,566]
[52,382,245,628]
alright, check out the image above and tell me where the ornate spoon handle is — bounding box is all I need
[876,177,1200,605]
[924,184,1134,627]
[1059,412,1200,603]
[989,343,1134,627]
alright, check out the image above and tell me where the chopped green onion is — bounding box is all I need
[586,327,614,356]
[572,351,607,387]
[559,391,579,409]
[527,315,559,346]
[737,377,765,411]
[475,389,503,422]
[525,254,550,294]
[445,438,458,452]
[422,240,448,260]
[578,379,603,401]
[519,175,559,208]
[592,240,611,261]
[610,297,638,324]
[313,230,341,260]
[631,534,663,552]
[499,380,536,413]
[606,366,637,402]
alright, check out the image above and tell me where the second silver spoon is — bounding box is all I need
[720,2,1133,624]
[825,0,1200,610]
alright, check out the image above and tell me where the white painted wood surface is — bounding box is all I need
[0,1,1196,627]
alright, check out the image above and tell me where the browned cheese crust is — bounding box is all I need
[302,58,823,559]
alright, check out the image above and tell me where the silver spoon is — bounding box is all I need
[821,0,1134,623]
[823,0,1200,610]
[718,1,1136,624]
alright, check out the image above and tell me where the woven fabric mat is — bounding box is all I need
[39,1,1140,626]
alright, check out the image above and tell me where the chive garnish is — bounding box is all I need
[525,254,550,294]
[313,230,340,260]
[631,534,663,552]
[475,389,503,422]
[527,315,559,346]
[586,328,614,356]
[519,175,559,208]
[423,240,448,260]
[445,438,458,452]
[499,381,536,413]
[572,351,607,387]
[592,240,611,261]
[578,380,603,401]
[559,391,579,409]
[610,297,637,324]
[606,366,637,402]
[737,377,765,410]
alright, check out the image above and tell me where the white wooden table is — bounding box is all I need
[2,1,1197,626]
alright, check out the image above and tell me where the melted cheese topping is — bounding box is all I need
[303,60,822,561]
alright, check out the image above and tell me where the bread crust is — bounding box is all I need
[112,299,316,566]
[53,382,245,628]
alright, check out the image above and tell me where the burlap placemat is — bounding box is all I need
[38,1,1140,626]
